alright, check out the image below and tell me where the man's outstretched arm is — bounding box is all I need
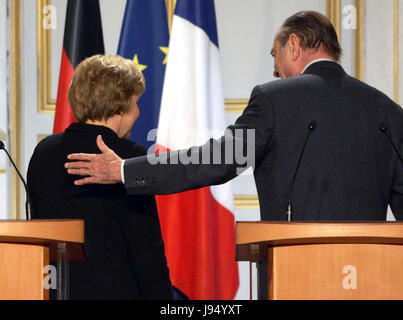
[65,129,252,194]
[65,85,274,193]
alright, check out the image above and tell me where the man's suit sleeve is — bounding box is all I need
[124,85,274,195]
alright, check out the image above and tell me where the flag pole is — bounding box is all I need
[165,0,176,33]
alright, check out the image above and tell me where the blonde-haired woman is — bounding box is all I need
[27,55,173,300]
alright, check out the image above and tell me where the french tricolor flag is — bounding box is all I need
[155,0,239,300]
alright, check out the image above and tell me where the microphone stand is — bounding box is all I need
[287,121,317,222]
[379,123,403,163]
[0,140,32,220]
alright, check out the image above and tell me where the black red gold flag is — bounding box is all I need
[53,0,105,134]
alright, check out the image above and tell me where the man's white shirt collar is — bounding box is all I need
[301,58,335,74]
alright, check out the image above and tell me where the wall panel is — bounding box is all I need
[365,0,395,100]
[0,0,8,218]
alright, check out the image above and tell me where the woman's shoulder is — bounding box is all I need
[116,139,148,158]
[28,132,65,176]
[33,132,64,154]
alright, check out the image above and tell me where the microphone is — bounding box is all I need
[287,121,317,222]
[379,123,403,163]
[0,130,32,220]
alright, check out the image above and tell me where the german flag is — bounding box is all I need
[53,0,105,134]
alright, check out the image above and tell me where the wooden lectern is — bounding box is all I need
[236,222,403,300]
[0,220,85,300]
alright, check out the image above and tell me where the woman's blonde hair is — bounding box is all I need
[68,54,145,122]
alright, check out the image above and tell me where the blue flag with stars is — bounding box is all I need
[117,0,169,151]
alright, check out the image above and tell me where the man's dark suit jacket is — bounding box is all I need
[123,61,403,222]
[27,123,173,300]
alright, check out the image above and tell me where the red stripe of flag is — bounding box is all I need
[157,190,238,300]
[155,145,239,300]
[53,48,75,134]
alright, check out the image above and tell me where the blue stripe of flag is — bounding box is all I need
[117,0,169,151]
[174,0,219,48]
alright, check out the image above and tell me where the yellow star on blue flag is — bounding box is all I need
[159,47,168,65]
[133,54,147,71]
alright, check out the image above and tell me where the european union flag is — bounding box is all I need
[117,0,169,151]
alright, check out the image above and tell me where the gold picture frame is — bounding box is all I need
[354,0,364,81]
[327,0,341,40]
[394,0,399,103]
[37,0,56,113]
[234,195,260,209]
[11,0,22,219]
[225,99,248,113]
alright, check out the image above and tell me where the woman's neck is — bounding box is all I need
[86,115,121,135]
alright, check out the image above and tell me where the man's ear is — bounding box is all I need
[288,34,301,61]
